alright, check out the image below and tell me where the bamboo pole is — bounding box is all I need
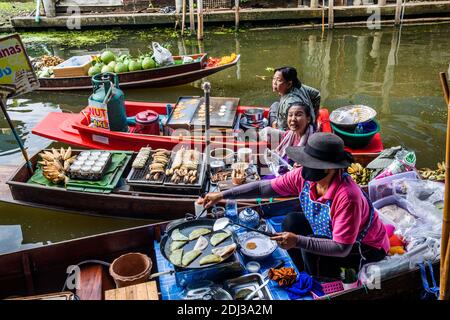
[181,0,187,36]
[395,0,402,25]
[328,0,334,29]
[439,71,450,300]
[321,2,325,35]
[189,0,195,34]
[197,0,204,40]
[0,98,33,175]
[235,0,240,32]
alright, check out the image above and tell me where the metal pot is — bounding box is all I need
[244,108,264,124]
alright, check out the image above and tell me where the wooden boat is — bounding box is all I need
[0,140,376,221]
[36,54,240,91]
[0,199,437,300]
[31,100,384,158]
[1,147,268,220]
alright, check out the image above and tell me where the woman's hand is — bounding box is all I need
[197,192,223,209]
[272,121,278,129]
[270,232,299,250]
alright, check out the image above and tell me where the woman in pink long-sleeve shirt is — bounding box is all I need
[199,133,388,278]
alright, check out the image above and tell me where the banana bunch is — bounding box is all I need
[347,163,372,186]
[38,147,76,184]
[418,161,445,182]
[146,149,171,181]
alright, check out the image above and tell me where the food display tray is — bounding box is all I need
[223,273,273,300]
[125,150,207,195]
[191,97,240,128]
[68,151,112,181]
[163,152,206,189]
[126,151,167,186]
[166,96,202,129]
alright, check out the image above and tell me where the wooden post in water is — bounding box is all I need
[439,71,450,300]
[395,0,402,25]
[181,0,187,36]
[378,0,387,5]
[189,0,195,34]
[328,0,334,29]
[310,0,318,8]
[235,0,240,31]
[197,0,204,40]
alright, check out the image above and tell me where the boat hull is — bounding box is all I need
[0,199,437,300]
[36,54,239,91]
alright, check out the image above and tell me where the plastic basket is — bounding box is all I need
[311,281,345,300]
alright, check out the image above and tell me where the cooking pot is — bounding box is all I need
[244,108,264,124]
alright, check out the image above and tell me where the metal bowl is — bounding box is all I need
[330,105,377,132]
[244,108,265,124]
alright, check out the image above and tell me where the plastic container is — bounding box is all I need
[135,110,160,135]
[331,119,380,149]
[311,281,345,300]
[225,199,238,223]
[368,171,419,203]
[373,195,418,229]
[246,261,261,273]
[109,253,152,288]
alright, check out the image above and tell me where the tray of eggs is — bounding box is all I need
[68,151,112,181]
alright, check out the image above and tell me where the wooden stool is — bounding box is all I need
[105,281,159,300]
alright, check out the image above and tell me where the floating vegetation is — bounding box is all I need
[20,30,124,47]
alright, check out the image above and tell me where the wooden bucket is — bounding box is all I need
[109,253,152,288]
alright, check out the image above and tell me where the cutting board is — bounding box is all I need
[105,281,159,300]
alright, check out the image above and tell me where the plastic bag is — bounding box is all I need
[375,150,416,179]
[152,42,174,66]
[393,179,444,225]
[359,238,440,285]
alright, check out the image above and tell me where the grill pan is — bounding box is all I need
[160,218,237,269]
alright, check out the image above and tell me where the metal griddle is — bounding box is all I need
[160,218,237,269]
[191,97,240,128]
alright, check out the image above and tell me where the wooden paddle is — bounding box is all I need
[439,71,450,300]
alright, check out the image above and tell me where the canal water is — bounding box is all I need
[1,23,449,246]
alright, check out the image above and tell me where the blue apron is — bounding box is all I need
[299,174,375,250]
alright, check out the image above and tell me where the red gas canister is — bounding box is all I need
[135,110,160,135]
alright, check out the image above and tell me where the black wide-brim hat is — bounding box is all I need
[286,132,353,169]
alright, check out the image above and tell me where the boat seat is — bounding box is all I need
[76,264,116,300]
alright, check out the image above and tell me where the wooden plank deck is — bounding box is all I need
[104,281,159,300]
[0,166,16,202]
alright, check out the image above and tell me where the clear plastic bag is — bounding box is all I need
[359,238,440,285]
[152,42,174,66]
[375,150,416,179]
[393,179,444,225]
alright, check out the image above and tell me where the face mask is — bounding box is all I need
[301,166,328,182]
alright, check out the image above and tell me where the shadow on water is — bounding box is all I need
[1,23,450,243]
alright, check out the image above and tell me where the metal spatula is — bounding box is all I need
[213,217,275,237]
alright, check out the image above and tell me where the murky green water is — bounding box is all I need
[1,23,449,246]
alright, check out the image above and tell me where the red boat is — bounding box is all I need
[32,101,383,158]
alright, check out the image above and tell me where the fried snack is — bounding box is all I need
[268,267,297,287]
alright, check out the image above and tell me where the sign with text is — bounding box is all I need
[0,34,39,99]
[88,100,110,130]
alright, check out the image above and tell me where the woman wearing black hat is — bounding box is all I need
[199,133,389,278]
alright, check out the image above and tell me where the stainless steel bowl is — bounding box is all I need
[244,108,265,124]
